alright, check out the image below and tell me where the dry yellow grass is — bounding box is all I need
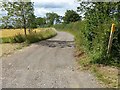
[0,28,44,38]
[0,43,25,57]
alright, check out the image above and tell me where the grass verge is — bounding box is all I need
[0,43,29,57]
[76,52,118,88]
[54,22,119,88]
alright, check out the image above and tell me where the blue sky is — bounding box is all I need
[0,0,79,17]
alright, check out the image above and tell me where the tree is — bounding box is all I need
[46,12,60,26]
[77,2,120,28]
[63,10,81,24]
[77,1,120,64]
[77,2,120,41]
[27,14,37,30]
[36,17,46,27]
[2,2,35,35]
[0,13,13,29]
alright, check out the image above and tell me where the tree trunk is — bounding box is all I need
[24,27,27,35]
[23,16,27,35]
[28,28,31,34]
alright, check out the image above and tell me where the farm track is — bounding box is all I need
[1,31,102,88]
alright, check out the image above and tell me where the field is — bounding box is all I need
[0,28,57,57]
[0,28,44,38]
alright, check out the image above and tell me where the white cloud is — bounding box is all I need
[35,7,50,17]
[33,0,79,17]
[0,0,79,17]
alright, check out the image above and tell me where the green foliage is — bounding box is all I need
[63,10,81,24]
[77,2,120,66]
[2,2,35,35]
[0,15,11,29]
[25,33,40,44]
[27,14,37,29]
[55,2,120,67]
[46,12,60,26]
[93,25,120,67]
[54,19,120,67]
[10,34,26,43]
[36,17,46,27]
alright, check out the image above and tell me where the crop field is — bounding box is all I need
[0,28,44,38]
[0,28,57,56]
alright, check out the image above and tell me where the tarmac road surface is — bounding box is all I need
[2,31,102,88]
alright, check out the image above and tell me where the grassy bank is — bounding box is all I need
[54,21,119,88]
[1,28,57,44]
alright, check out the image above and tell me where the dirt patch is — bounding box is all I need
[94,65,118,88]
[0,43,27,57]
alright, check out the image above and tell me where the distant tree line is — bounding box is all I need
[0,1,81,34]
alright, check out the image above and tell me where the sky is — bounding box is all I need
[32,0,79,17]
[0,0,79,17]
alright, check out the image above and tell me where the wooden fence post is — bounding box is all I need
[107,23,115,54]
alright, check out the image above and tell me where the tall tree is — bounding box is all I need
[63,10,81,24]
[46,12,60,26]
[36,17,46,27]
[27,14,37,30]
[2,1,35,35]
[77,2,120,28]
[77,2,120,43]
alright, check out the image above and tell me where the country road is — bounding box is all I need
[2,31,102,88]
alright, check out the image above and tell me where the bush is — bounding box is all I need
[25,33,40,44]
[54,21,119,67]
[10,34,26,43]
